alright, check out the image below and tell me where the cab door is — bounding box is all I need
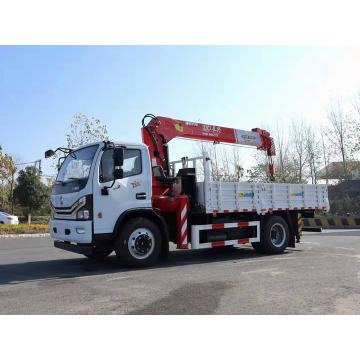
[93,146,152,235]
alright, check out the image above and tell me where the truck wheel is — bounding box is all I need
[115,217,162,267]
[252,216,289,254]
[85,248,113,261]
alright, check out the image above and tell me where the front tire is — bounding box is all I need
[252,215,289,254]
[115,217,162,267]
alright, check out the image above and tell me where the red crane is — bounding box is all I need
[142,114,275,192]
[141,114,276,249]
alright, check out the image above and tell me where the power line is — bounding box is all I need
[15,161,38,166]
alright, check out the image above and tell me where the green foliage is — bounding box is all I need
[13,166,49,215]
[246,162,270,183]
[329,196,360,216]
[247,152,307,184]
[18,215,50,224]
[0,148,17,213]
[328,180,360,215]
[0,149,16,181]
[0,224,49,235]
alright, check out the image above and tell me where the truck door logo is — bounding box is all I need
[131,180,141,188]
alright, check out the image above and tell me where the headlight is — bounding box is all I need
[76,209,90,220]
[76,195,93,220]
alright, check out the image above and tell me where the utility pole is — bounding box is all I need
[11,171,15,215]
[34,159,42,177]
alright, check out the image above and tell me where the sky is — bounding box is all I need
[1,45,360,178]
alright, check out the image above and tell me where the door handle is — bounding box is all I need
[136,192,147,200]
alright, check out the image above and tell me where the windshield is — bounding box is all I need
[57,145,98,182]
[53,145,98,195]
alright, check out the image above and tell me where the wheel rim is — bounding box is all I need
[128,227,155,260]
[270,223,286,247]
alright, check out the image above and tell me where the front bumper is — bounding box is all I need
[54,240,93,255]
[50,219,92,244]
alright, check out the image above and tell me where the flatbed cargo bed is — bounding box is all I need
[197,181,329,215]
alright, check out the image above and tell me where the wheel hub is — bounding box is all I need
[134,234,152,255]
[270,223,286,247]
[128,228,155,259]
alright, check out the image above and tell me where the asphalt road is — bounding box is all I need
[0,230,359,314]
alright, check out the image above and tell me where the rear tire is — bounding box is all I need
[252,215,289,254]
[115,217,162,267]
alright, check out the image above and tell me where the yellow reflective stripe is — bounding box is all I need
[321,218,329,227]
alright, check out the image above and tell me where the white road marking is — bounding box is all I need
[236,256,296,265]
[241,267,279,275]
[335,247,356,251]
[300,241,321,245]
[303,229,360,235]
[107,276,133,282]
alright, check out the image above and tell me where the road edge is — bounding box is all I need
[0,233,50,238]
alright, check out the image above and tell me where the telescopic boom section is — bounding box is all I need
[141,114,276,191]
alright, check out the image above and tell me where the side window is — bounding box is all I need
[100,148,142,183]
[123,149,142,177]
[99,149,114,183]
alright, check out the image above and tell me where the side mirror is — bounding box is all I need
[113,147,124,167]
[45,149,55,158]
[113,168,124,179]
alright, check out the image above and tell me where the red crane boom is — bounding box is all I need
[141,114,275,193]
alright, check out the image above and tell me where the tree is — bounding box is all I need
[247,121,301,184]
[305,125,321,184]
[351,91,360,156]
[247,150,299,183]
[0,149,16,213]
[247,158,270,183]
[66,113,109,149]
[319,125,332,184]
[274,121,289,182]
[326,100,355,180]
[194,142,245,182]
[50,113,109,170]
[290,118,309,182]
[14,166,48,223]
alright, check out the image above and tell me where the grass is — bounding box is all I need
[18,216,51,225]
[0,224,50,235]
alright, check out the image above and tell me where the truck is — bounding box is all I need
[45,114,329,266]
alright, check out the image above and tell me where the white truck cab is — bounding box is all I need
[50,141,154,259]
